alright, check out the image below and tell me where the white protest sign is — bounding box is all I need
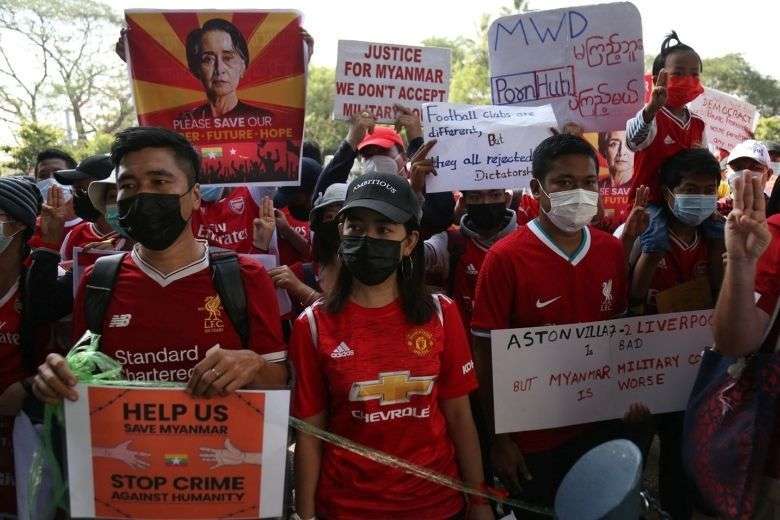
[334,40,451,123]
[251,254,292,315]
[491,310,712,434]
[690,87,760,152]
[488,2,644,132]
[421,103,557,193]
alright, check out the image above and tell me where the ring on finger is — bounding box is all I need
[211,368,221,378]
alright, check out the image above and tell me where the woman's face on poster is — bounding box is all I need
[606,131,634,178]
[198,30,246,98]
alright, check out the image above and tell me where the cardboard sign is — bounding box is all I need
[491,310,713,433]
[125,10,305,187]
[690,87,760,152]
[65,385,290,519]
[334,40,451,123]
[488,2,644,132]
[421,102,557,193]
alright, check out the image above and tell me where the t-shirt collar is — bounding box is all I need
[131,240,209,287]
[528,218,591,266]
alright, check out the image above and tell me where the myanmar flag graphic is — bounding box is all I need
[164,453,189,466]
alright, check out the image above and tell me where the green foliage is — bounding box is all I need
[756,116,780,143]
[304,66,348,156]
[701,54,780,116]
[0,121,65,174]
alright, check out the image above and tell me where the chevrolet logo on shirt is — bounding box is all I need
[349,371,435,406]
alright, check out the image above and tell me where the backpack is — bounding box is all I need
[84,247,249,347]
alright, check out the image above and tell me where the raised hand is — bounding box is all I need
[40,185,68,246]
[253,196,276,251]
[300,27,314,65]
[408,139,438,194]
[115,27,128,63]
[346,111,376,149]
[648,68,668,115]
[726,171,771,261]
[394,104,422,141]
[622,185,650,241]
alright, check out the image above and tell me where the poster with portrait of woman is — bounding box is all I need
[587,130,635,230]
[125,10,305,187]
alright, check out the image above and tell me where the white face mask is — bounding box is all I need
[362,155,399,175]
[36,178,72,204]
[539,185,599,233]
[770,162,780,176]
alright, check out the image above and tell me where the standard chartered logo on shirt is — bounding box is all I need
[113,345,200,382]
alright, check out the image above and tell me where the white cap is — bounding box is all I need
[88,170,116,214]
[727,139,771,168]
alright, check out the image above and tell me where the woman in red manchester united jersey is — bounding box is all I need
[289,173,490,520]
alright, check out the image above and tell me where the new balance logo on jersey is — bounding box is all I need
[465,264,478,276]
[663,135,676,145]
[330,342,354,359]
[108,314,132,328]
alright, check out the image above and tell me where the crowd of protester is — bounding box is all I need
[0,26,778,520]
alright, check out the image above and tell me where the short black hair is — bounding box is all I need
[652,31,702,77]
[302,139,322,164]
[660,148,720,190]
[35,148,76,170]
[186,19,249,78]
[110,127,200,187]
[532,134,599,183]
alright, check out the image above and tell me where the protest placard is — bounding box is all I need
[491,310,713,434]
[421,102,557,193]
[251,254,292,315]
[125,10,305,187]
[334,40,451,123]
[690,87,760,152]
[72,247,122,296]
[488,2,644,132]
[65,385,290,519]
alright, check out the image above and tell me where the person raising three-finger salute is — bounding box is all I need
[33,127,287,407]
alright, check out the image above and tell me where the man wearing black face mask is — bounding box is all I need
[409,142,518,329]
[52,154,115,261]
[33,127,287,405]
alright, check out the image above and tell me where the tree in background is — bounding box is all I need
[0,0,134,144]
[0,121,64,173]
[304,66,348,156]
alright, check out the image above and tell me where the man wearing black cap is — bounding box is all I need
[51,154,115,261]
[0,176,49,517]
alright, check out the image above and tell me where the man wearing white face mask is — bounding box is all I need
[470,134,630,517]
[718,139,772,216]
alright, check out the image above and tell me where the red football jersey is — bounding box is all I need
[60,221,112,261]
[191,187,259,253]
[290,296,477,519]
[451,236,490,330]
[645,230,710,314]
[472,219,627,453]
[629,108,706,203]
[277,206,311,266]
[756,214,780,317]
[30,217,82,249]
[72,243,286,382]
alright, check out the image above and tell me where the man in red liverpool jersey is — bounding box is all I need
[32,127,287,403]
[290,173,491,519]
[471,134,631,517]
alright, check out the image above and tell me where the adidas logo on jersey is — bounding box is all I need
[663,135,676,145]
[108,314,132,328]
[465,264,478,276]
[330,342,355,359]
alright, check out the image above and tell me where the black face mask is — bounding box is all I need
[73,190,101,222]
[118,191,190,251]
[312,219,340,263]
[467,203,506,231]
[288,203,310,221]
[340,235,401,286]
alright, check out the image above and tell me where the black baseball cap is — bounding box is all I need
[338,173,421,224]
[54,154,113,185]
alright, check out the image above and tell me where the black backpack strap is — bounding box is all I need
[209,247,249,348]
[84,253,125,334]
[446,229,467,295]
[301,262,318,290]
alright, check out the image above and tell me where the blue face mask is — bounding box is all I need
[104,204,129,238]
[668,192,717,226]
[200,186,224,203]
